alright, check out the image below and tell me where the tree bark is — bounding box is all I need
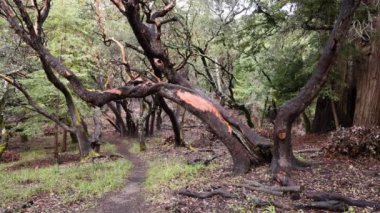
[61,129,67,152]
[0,0,271,173]
[108,102,127,137]
[40,57,92,158]
[353,13,380,126]
[271,0,360,184]
[157,96,184,146]
[312,96,335,133]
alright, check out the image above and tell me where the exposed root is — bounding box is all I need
[178,188,236,199]
[305,191,380,211]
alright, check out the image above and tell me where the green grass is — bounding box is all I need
[0,159,132,207]
[129,141,140,154]
[101,142,118,154]
[145,158,208,192]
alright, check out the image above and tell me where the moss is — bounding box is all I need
[0,142,6,157]
[80,150,100,163]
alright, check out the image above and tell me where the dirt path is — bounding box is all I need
[87,139,147,213]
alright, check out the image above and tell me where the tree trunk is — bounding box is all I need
[312,96,335,133]
[271,0,360,184]
[61,129,67,152]
[120,100,137,136]
[138,99,147,151]
[149,108,156,136]
[157,96,184,146]
[40,57,92,158]
[54,123,59,164]
[108,102,127,137]
[353,14,380,126]
[156,106,162,130]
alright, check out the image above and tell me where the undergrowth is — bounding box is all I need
[144,157,213,202]
[0,159,131,207]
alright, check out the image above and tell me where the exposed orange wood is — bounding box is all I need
[105,88,122,95]
[177,90,232,133]
[278,130,287,140]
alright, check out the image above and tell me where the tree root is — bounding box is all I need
[244,180,301,193]
[295,200,348,212]
[178,188,236,199]
[248,197,293,210]
[305,191,380,211]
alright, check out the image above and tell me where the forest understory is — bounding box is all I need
[1,116,379,213]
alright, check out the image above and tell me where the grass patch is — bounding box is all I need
[129,141,140,154]
[145,158,208,193]
[0,159,132,207]
[101,142,117,154]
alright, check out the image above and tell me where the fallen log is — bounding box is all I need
[178,188,236,199]
[305,191,380,211]
[295,200,348,212]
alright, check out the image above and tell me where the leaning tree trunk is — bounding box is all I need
[353,12,380,126]
[271,0,360,185]
[157,96,184,146]
[40,58,92,159]
[0,82,10,158]
[0,0,270,173]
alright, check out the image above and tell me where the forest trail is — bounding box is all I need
[87,138,147,213]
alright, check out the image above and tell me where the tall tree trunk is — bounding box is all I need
[157,96,184,146]
[54,123,59,163]
[156,106,162,131]
[149,108,156,136]
[40,58,92,158]
[312,96,335,133]
[0,83,10,158]
[271,0,360,184]
[61,129,67,152]
[138,99,147,151]
[120,100,137,136]
[353,14,380,126]
[108,102,127,137]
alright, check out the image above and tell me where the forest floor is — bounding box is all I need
[86,135,147,213]
[1,123,380,212]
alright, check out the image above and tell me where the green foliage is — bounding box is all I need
[0,159,131,206]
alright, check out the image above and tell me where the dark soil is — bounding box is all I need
[86,135,147,213]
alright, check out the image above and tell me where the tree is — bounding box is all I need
[270,0,361,185]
